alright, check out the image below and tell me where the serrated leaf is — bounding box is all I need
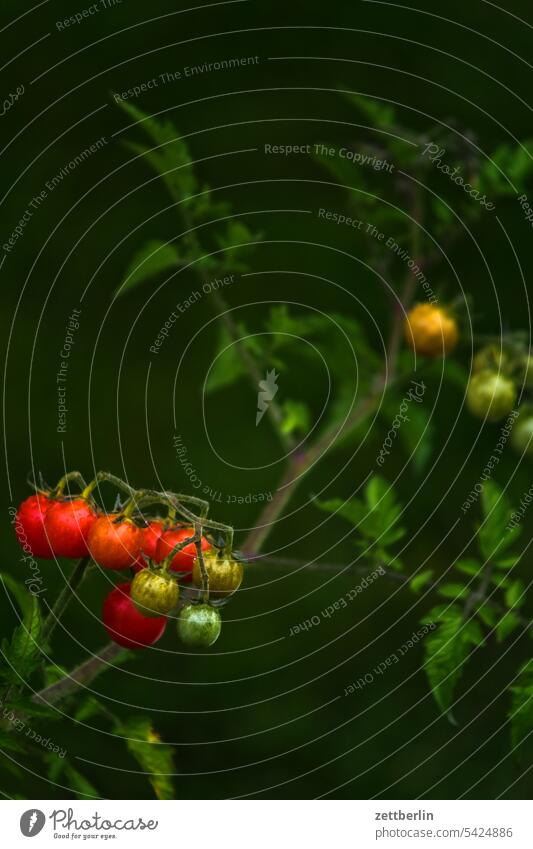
[117,240,182,296]
[424,604,484,717]
[479,481,521,561]
[410,569,434,594]
[115,716,175,800]
[1,595,44,684]
[363,477,406,547]
[314,497,366,526]
[509,659,533,755]
[118,101,198,202]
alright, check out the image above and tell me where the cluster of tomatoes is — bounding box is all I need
[405,303,533,444]
[14,481,244,651]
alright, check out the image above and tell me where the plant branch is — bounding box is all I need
[42,556,93,643]
[33,643,128,708]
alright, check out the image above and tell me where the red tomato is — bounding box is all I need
[14,494,54,559]
[133,520,166,572]
[44,498,97,558]
[87,514,144,570]
[156,527,210,580]
[102,582,166,649]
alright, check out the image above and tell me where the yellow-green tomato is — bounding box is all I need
[473,345,509,374]
[520,354,533,388]
[466,370,517,422]
[131,569,179,617]
[192,550,244,599]
[177,604,221,648]
[511,415,533,456]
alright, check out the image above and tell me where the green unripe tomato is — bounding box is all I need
[511,414,533,456]
[466,370,517,422]
[131,569,179,617]
[520,354,533,388]
[473,345,509,374]
[192,550,244,599]
[177,604,221,648]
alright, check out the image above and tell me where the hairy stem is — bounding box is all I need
[33,643,128,708]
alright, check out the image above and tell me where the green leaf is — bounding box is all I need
[342,93,398,130]
[46,755,100,800]
[495,555,522,570]
[475,604,498,629]
[314,497,366,527]
[437,583,469,601]
[455,559,481,577]
[315,478,406,549]
[1,595,44,684]
[496,611,523,643]
[410,569,434,594]
[424,604,484,718]
[479,481,521,561]
[118,101,198,202]
[396,401,435,476]
[362,477,406,547]
[505,579,525,609]
[280,400,311,436]
[0,729,25,755]
[509,659,533,755]
[115,716,175,800]
[214,220,262,273]
[0,574,34,618]
[117,240,182,296]
[204,326,249,394]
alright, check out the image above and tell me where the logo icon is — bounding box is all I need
[256,369,279,426]
[20,810,46,837]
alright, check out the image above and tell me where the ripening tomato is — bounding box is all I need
[192,550,244,599]
[87,514,143,570]
[156,527,210,579]
[44,498,97,558]
[14,494,54,558]
[133,520,166,571]
[404,303,459,358]
[177,603,221,648]
[131,568,179,616]
[102,582,166,649]
[466,370,517,422]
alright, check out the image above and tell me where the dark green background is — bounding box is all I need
[1,0,532,799]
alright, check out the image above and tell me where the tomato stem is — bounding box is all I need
[42,556,94,642]
[194,524,210,602]
[54,471,88,498]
